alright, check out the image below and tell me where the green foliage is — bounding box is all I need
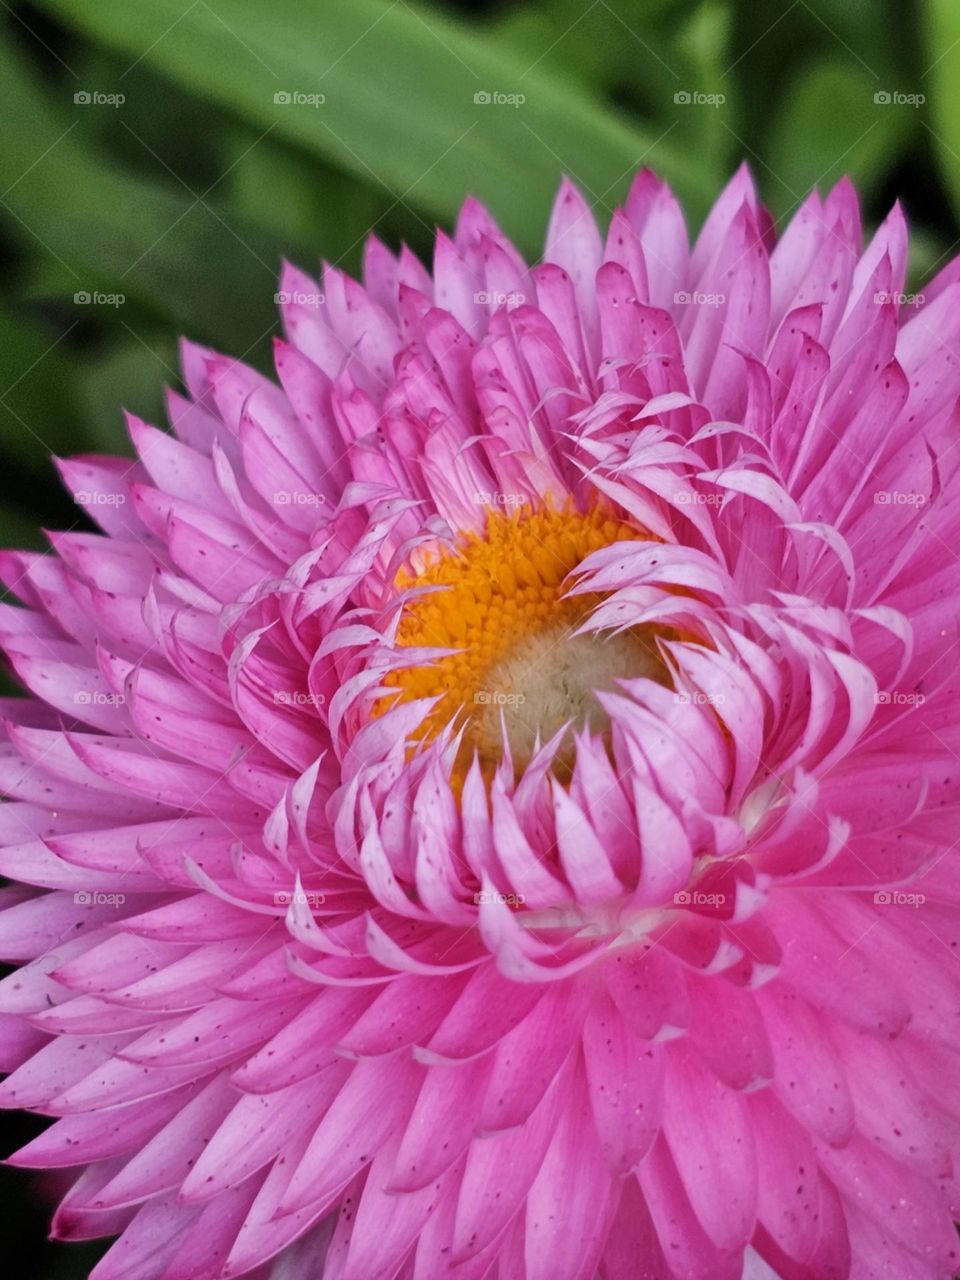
[0,0,955,515]
[925,0,960,218]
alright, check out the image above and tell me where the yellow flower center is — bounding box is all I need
[380,503,669,777]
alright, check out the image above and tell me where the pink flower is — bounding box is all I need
[1,164,959,1279]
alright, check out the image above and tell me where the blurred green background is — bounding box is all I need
[0,0,959,1272]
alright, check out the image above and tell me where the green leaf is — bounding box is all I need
[0,303,78,469]
[223,126,381,271]
[32,0,718,250]
[925,0,960,220]
[0,32,287,359]
[76,335,177,453]
[489,0,680,102]
[798,0,918,81]
[764,61,917,218]
[907,225,947,291]
[670,2,736,172]
[0,504,48,551]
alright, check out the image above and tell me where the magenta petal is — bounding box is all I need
[523,1068,614,1280]
[660,1044,758,1250]
[0,167,959,1280]
[583,991,662,1171]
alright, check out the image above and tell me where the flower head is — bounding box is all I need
[1,165,959,1278]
